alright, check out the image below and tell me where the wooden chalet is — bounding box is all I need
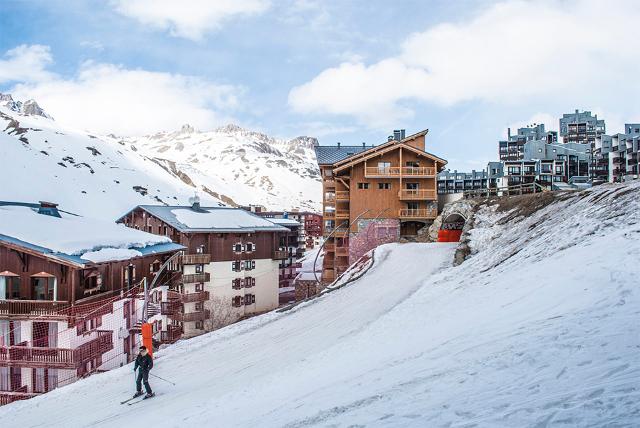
[0,201,184,405]
[315,129,447,283]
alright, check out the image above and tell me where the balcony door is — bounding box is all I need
[377,162,391,174]
[0,271,20,299]
[30,273,56,301]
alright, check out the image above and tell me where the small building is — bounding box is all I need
[117,201,289,339]
[437,170,488,194]
[0,201,183,405]
[256,210,323,249]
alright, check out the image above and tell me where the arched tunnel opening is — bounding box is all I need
[437,213,466,242]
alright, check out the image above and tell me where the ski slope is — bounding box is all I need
[2,183,640,427]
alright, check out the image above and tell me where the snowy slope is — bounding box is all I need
[121,124,322,211]
[0,97,223,220]
[2,183,639,427]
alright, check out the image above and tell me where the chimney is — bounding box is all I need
[190,194,201,211]
[387,136,394,142]
[337,142,341,148]
[38,201,61,218]
[507,127,511,139]
[362,142,366,148]
[393,130,404,141]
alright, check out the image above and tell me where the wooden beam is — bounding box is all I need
[337,177,350,189]
[334,142,447,173]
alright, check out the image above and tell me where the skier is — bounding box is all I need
[133,345,154,399]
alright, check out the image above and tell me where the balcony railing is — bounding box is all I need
[332,228,349,237]
[159,326,183,344]
[335,190,350,200]
[167,290,210,303]
[335,246,349,256]
[324,210,335,219]
[182,273,210,284]
[161,300,181,316]
[0,330,112,369]
[171,310,211,322]
[324,243,335,252]
[273,250,288,259]
[399,208,438,219]
[0,300,70,320]
[0,390,41,406]
[335,210,350,219]
[364,166,436,178]
[181,254,211,265]
[398,189,436,200]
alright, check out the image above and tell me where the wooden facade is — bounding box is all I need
[317,130,447,283]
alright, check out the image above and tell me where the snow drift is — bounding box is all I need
[1,182,639,427]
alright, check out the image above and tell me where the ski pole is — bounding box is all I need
[149,372,176,386]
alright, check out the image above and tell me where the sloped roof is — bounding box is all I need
[0,204,184,267]
[314,145,372,165]
[120,205,290,233]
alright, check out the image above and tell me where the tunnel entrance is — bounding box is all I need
[437,213,466,242]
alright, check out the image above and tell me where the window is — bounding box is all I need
[378,183,391,190]
[147,225,152,233]
[245,242,254,252]
[232,261,242,272]
[405,161,419,167]
[232,278,243,290]
[195,321,204,330]
[195,283,204,292]
[195,264,204,274]
[357,182,369,189]
[31,276,56,301]
[405,182,419,190]
[244,294,256,305]
[233,243,243,253]
[244,260,256,271]
[244,277,256,288]
[407,202,419,210]
[0,275,21,299]
[377,161,391,174]
[232,296,244,307]
[196,245,204,254]
[163,226,168,236]
[194,302,203,311]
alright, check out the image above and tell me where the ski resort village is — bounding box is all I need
[1,1,639,427]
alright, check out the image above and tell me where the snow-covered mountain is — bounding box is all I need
[120,124,321,211]
[2,182,638,426]
[1,93,322,220]
[0,93,224,220]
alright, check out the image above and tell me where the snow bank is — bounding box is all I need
[2,183,639,427]
[80,248,143,263]
[0,205,170,255]
[171,207,279,229]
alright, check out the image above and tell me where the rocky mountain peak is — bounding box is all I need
[0,93,53,119]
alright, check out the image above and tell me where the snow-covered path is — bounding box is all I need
[2,183,640,427]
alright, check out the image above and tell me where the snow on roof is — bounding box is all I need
[269,218,301,226]
[126,205,290,233]
[0,205,180,265]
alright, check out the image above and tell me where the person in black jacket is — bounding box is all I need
[133,346,154,398]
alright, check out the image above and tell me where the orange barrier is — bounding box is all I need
[438,229,462,242]
[141,323,153,357]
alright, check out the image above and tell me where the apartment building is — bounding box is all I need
[594,129,640,183]
[498,124,557,161]
[559,110,606,145]
[267,218,303,304]
[256,210,323,248]
[315,129,447,283]
[437,170,488,194]
[0,201,183,405]
[118,200,288,339]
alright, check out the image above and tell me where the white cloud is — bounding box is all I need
[7,46,242,135]
[289,0,640,128]
[0,44,54,84]
[111,0,270,40]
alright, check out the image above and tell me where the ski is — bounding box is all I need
[127,393,155,405]
[121,394,143,405]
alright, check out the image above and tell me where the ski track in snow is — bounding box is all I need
[2,183,640,427]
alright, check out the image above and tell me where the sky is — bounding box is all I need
[1,0,639,171]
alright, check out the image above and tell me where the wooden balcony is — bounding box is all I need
[171,310,210,323]
[167,290,210,303]
[324,210,335,219]
[335,246,349,256]
[0,330,113,369]
[0,300,70,320]
[324,243,335,252]
[335,210,350,219]
[399,208,438,220]
[182,273,210,284]
[335,190,350,200]
[181,253,211,265]
[332,228,349,238]
[365,166,436,178]
[322,270,335,281]
[398,189,437,200]
[0,390,41,406]
[161,300,181,316]
[324,179,336,188]
[273,250,288,259]
[159,326,183,344]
